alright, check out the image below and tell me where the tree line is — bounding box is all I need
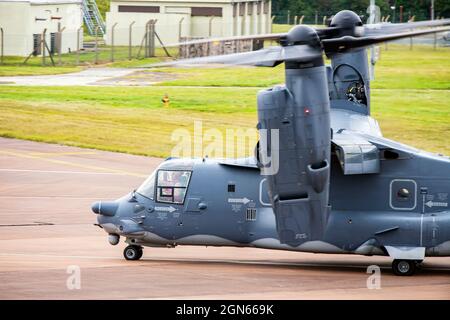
[272,0,450,24]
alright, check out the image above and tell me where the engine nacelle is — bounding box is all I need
[257,62,331,247]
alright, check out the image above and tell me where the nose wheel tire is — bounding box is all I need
[123,245,143,261]
[392,259,416,276]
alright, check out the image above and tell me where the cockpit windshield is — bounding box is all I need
[136,171,156,200]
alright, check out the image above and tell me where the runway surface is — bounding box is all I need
[0,137,449,300]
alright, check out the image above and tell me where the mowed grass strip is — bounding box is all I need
[148,45,450,90]
[372,90,450,153]
[0,47,175,76]
[0,86,257,113]
[0,85,448,157]
[0,87,258,158]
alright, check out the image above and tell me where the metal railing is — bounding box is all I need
[82,0,106,36]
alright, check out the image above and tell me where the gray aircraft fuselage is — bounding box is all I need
[96,121,450,258]
[95,51,450,259]
[93,11,450,276]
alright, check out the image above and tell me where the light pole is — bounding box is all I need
[431,0,435,20]
[390,5,396,23]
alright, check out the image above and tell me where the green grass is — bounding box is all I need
[0,45,449,157]
[149,65,286,87]
[0,85,448,156]
[0,87,257,157]
[372,90,450,153]
[271,24,324,33]
[0,86,257,113]
[128,44,449,90]
[373,45,450,90]
[0,47,175,76]
[0,56,83,76]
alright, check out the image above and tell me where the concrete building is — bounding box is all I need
[0,0,83,56]
[105,0,272,46]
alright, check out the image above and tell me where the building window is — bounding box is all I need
[191,7,223,17]
[248,3,253,15]
[239,3,245,16]
[257,2,261,15]
[50,32,57,54]
[233,3,237,17]
[33,34,42,56]
[263,1,269,14]
[118,5,160,13]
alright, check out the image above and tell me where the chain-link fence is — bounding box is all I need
[0,21,179,67]
[0,17,275,67]
[0,17,448,67]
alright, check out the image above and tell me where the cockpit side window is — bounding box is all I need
[136,172,156,200]
[156,170,191,204]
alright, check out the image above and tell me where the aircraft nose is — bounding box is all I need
[91,202,100,214]
[91,201,118,217]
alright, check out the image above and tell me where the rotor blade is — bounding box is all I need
[163,32,287,48]
[323,26,450,54]
[150,19,450,49]
[365,19,450,36]
[146,45,321,68]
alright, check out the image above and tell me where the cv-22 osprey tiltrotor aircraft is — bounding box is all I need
[92,10,450,276]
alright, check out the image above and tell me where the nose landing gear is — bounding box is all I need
[392,259,421,276]
[123,245,143,261]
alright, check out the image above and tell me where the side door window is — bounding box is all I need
[156,170,191,204]
[390,179,417,211]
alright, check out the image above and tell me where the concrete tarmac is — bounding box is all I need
[0,138,449,300]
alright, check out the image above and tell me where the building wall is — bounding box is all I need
[0,2,82,56]
[0,2,31,56]
[30,3,83,54]
[105,0,272,46]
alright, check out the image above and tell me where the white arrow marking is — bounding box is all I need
[154,206,177,213]
[228,197,251,205]
[425,201,448,208]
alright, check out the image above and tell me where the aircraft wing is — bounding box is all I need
[218,157,259,169]
[332,130,448,176]
[332,131,380,175]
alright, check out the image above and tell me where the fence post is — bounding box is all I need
[178,17,184,42]
[76,26,82,65]
[294,15,298,25]
[209,16,215,37]
[110,22,118,62]
[58,26,66,66]
[144,20,150,57]
[299,15,305,24]
[0,27,3,65]
[42,28,47,66]
[128,21,135,60]
[94,26,99,64]
[149,19,157,57]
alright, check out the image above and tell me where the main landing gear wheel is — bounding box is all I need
[392,259,416,276]
[123,245,143,261]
